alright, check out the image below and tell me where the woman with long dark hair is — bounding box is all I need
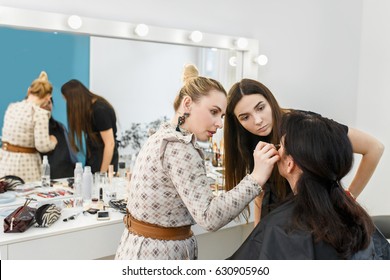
[61,80,118,173]
[224,79,384,225]
[40,98,77,179]
[229,111,386,259]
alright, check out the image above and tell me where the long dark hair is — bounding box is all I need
[224,79,289,202]
[281,111,375,259]
[61,79,114,153]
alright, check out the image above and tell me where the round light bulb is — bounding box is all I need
[67,15,82,30]
[134,24,149,37]
[254,54,268,66]
[235,37,248,49]
[189,30,203,43]
[229,56,237,67]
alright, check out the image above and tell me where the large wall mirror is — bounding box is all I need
[0,6,259,155]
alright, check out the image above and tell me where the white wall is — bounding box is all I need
[89,37,196,126]
[1,0,387,214]
[355,0,390,214]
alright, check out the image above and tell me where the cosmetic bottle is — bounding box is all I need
[41,155,50,188]
[118,162,126,178]
[82,166,93,206]
[73,162,83,208]
[108,164,114,184]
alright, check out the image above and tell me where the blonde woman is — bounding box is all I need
[0,71,57,182]
[115,65,276,260]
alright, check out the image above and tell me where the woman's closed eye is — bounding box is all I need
[238,115,249,121]
[255,104,265,111]
[210,109,218,115]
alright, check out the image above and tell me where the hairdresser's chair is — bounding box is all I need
[371,215,390,239]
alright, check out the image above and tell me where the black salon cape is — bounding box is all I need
[228,199,390,260]
[41,118,77,179]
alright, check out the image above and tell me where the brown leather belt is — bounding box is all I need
[2,142,37,154]
[123,211,193,241]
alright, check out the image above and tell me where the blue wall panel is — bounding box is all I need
[0,27,90,132]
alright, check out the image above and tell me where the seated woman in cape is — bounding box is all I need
[229,110,389,260]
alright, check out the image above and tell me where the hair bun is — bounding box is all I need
[38,71,49,82]
[182,64,199,83]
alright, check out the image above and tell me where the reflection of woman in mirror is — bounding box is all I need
[115,65,276,260]
[61,79,118,173]
[224,79,384,227]
[40,98,78,179]
[0,71,57,182]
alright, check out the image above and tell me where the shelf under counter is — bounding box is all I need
[0,208,124,260]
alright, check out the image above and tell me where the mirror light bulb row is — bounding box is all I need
[65,15,254,53]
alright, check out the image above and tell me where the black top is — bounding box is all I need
[42,118,77,179]
[86,100,118,173]
[228,199,390,260]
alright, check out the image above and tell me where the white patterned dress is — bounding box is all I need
[0,100,56,182]
[115,123,262,260]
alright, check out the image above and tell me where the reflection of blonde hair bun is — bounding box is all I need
[29,70,52,98]
[38,71,49,82]
[182,64,199,83]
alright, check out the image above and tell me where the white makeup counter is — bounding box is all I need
[0,207,251,260]
[0,179,252,260]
